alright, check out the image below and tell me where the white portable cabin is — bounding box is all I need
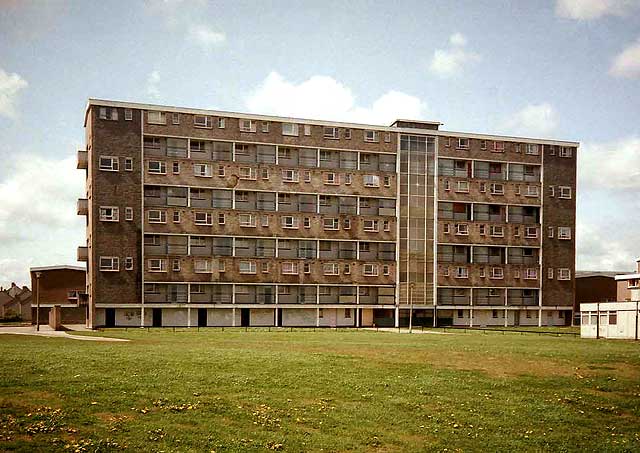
[580,301,640,339]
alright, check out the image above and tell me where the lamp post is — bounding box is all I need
[35,272,41,331]
[409,282,415,333]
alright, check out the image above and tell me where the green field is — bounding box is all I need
[1,329,639,452]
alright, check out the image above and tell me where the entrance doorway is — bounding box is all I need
[240,308,250,327]
[198,308,207,327]
[152,308,162,327]
[105,308,115,327]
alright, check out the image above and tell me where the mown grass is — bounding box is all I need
[1,329,639,452]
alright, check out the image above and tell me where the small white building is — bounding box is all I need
[580,301,639,339]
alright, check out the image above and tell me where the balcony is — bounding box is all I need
[77,150,88,169]
[77,198,88,216]
[77,246,88,262]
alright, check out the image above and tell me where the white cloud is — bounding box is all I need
[246,72,428,125]
[555,0,639,20]
[0,68,28,119]
[187,24,226,49]
[579,136,640,190]
[0,153,85,286]
[501,103,558,137]
[609,37,640,78]
[577,222,639,271]
[429,33,481,78]
[146,70,161,100]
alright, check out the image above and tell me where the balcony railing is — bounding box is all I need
[77,150,88,169]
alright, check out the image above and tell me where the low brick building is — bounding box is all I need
[30,266,87,326]
[616,259,640,301]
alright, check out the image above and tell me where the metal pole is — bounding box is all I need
[596,302,600,340]
[635,301,638,341]
[35,272,41,331]
[409,283,414,333]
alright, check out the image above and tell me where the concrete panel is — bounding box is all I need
[207,308,237,326]
[282,308,316,326]
[162,308,188,326]
[251,308,275,326]
[115,308,143,327]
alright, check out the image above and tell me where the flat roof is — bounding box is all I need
[86,99,580,146]
[391,118,443,126]
[615,273,640,281]
[576,271,632,279]
[30,265,86,273]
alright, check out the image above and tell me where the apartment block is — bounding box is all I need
[77,100,577,328]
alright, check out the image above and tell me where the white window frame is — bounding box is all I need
[490,183,504,195]
[457,137,470,149]
[282,123,298,136]
[281,216,299,229]
[323,263,339,276]
[456,180,469,193]
[99,206,119,222]
[455,223,469,236]
[124,257,133,270]
[324,218,340,231]
[194,212,213,225]
[490,267,504,279]
[558,227,572,240]
[192,115,211,128]
[364,130,379,143]
[559,186,572,199]
[239,167,257,180]
[147,160,167,174]
[99,256,119,272]
[525,226,538,238]
[124,157,133,171]
[148,210,167,224]
[526,144,540,155]
[558,268,571,280]
[125,207,133,221]
[239,213,256,228]
[99,156,119,172]
[239,119,257,133]
[363,174,380,187]
[193,163,212,177]
[525,268,538,280]
[282,261,299,275]
[124,109,133,121]
[526,185,539,197]
[147,111,166,125]
[282,169,299,183]
[363,264,379,277]
[323,127,339,139]
[148,259,167,273]
[194,259,213,274]
[217,117,226,128]
[559,147,573,158]
[323,172,338,185]
[239,260,257,274]
[455,266,469,279]
[363,219,379,232]
[489,225,504,237]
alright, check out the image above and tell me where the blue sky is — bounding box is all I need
[1,0,639,286]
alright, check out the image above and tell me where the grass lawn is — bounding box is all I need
[1,329,639,452]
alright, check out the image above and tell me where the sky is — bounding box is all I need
[0,0,639,287]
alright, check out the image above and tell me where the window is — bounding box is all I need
[302,262,311,274]
[479,267,486,278]
[363,264,379,276]
[148,259,166,272]
[195,212,213,225]
[125,257,133,270]
[455,267,469,279]
[303,217,311,228]
[148,161,166,174]
[194,163,212,177]
[479,182,486,193]
[282,123,299,136]
[558,268,571,280]
[148,210,166,223]
[559,147,573,158]
[526,185,539,197]
[171,259,180,272]
[99,256,119,272]
[282,262,298,275]
[443,223,450,234]
[443,137,451,147]
[548,268,554,279]
[239,261,256,274]
[99,206,119,222]
[261,215,269,227]
[363,174,380,187]
[194,259,213,273]
[239,167,256,180]
[124,109,133,121]
[493,141,505,152]
[490,225,504,237]
[548,226,554,238]
[457,138,469,149]
[173,211,181,223]
[303,124,311,136]
[261,121,270,133]
[456,181,469,193]
[525,268,538,280]
[323,263,339,275]
[323,172,338,185]
[324,218,340,230]
[281,216,299,229]
[218,213,225,225]
[455,223,469,235]
[99,156,119,171]
[443,180,451,191]
[383,175,391,187]
[525,227,538,238]
[383,265,390,276]
[260,168,269,180]
[481,140,487,150]
[218,165,225,177]
[559,186,572,199]
[193,115,212,129]
[364,130,378,142]
[609,311,617,325]
[526,144,540,155]
[345,129,352,139]
[238,119,256,132]
[385,133,392,143]
[147,111,165,124]
[324,127,339,139]
[125,207,133,221]
[558,227,571,240]
[490,183,504,195]
[171,112,179,125]
[363,219,379,232]
[124,158,133,171]
[172,162,180,174]
[282,169,299,182]
[478,224,486,235]
[239,213,256,227]
[490,267,503,279]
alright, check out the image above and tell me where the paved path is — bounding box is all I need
[0,326,129,342]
